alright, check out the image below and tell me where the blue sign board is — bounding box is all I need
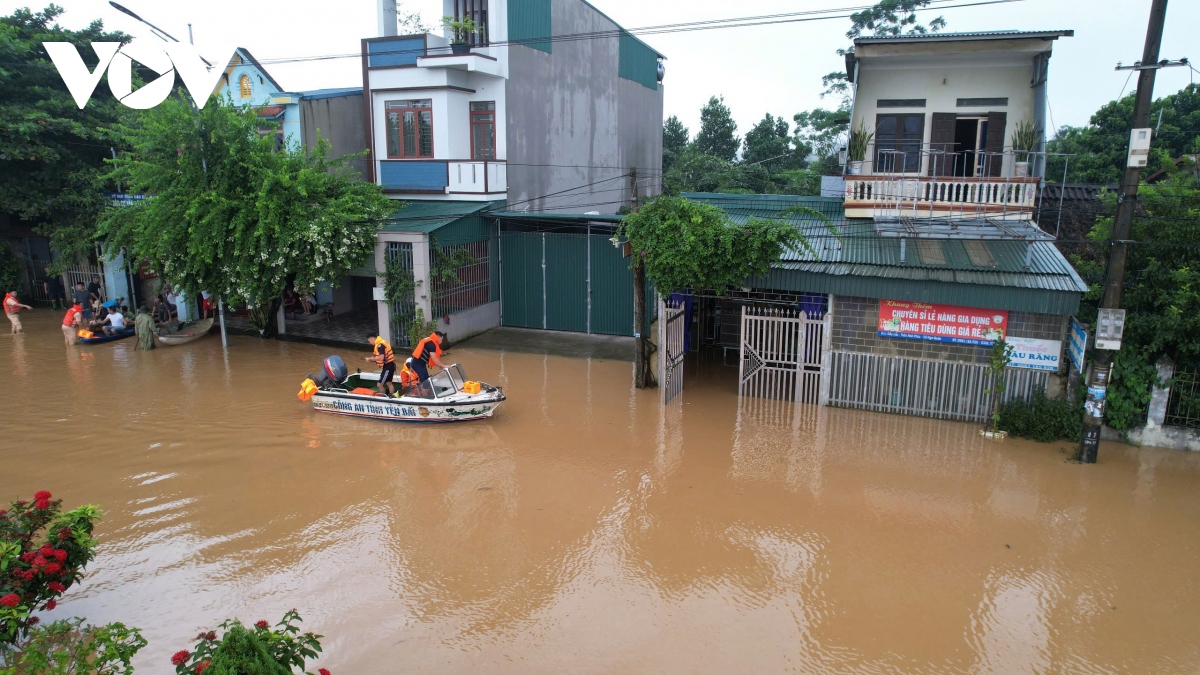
[104,193,147,207]
[1068,317,1087,373]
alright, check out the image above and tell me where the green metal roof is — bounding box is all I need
[683,192,1088,315]
[491,211,625,223]
[379,200,505,233]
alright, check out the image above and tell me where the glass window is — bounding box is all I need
[470,101,496,160]
[384,100,434,158]
[875,113,924,173]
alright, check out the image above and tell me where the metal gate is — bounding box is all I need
[659,298,685,403]
[738,306,827,403]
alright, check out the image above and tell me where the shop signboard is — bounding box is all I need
[1007,336,1062,372]
[878,300,1008,346]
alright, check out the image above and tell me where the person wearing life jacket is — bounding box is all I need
[398,358,419,395]
[4,290,32,334]
[410,331,448,383]
[61,303,83,345]
[364,333,397,396]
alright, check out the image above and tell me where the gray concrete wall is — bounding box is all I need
[437,300,500,344]
[831,295,1069,366]
[505,0,663,214]
[300,94,368,180]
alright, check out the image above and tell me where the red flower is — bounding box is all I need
[34,499,51,510]
[32,556,47,568]
[47,582,66,593]
[44,599,56,610]
[254,620,269,629]
[0,510,7,518]
[42,562,62,576]
[26,617,39,626]
[170,650,190,666]
[195,660,211,674]
[51,549,67,563]
[33,491,51,501]
[319,669,331,675]
[58,527,72,541]
[204,631,217,641]
[19,551,35,563]
[0,594,19,608]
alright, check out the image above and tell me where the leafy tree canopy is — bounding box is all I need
[694,96,740,162]
[1047,83,1200,184]
[98,94,393,333]
[0,5,130,268]
[619,195,810,294]
[662,115,689,174]
[742,113,806,171]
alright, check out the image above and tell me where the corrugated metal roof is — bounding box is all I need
[855,29,1073,45]
[683,192,1088,312]
[297,87,363,101]
[379,200,504,233]
[491,211,625,223]
[1039,183,1115,202]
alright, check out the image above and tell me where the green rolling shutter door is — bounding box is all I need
[500,231,638,336]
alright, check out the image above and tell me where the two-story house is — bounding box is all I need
[362,0,665,346]
[842,30,1073,219]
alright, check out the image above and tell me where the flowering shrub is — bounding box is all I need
[0,618,145,675]
[0,491,103,650]
[172,610,327,675]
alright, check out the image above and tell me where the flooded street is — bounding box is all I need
[3,309,1200,673]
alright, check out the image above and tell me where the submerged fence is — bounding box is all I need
[827,351,1049,424]
[1165,369,1200,429]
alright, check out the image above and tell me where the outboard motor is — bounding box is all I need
[298,355,349,402]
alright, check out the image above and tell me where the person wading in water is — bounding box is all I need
[4,290,32,334]
[364,333,397,397]
[410,331,448,383]
[135,305,156,350]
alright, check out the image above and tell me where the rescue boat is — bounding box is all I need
[297,355,505,423]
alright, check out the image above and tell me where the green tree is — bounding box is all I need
[619,195,813,294]
[694,96,740,162]
[0,6,130,269]
[1046,84,1200,184]
[742,113,805,170]
[98,95,393,337]
[0,244,21,292]
[662,115,689,174]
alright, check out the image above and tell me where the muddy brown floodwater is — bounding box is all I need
[3,309,1200,673]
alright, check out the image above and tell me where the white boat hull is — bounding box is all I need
[310,390,503,422]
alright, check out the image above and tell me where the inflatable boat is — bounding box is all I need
[77,327,135,344]
[298,355,505,423]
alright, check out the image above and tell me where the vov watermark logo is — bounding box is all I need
[44,42,236,109]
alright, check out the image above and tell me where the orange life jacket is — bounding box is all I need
[3,292,18,315]
[63,305,82,327]
[372,336,395,364]
[412,334,442,364]
[399,363,418,388]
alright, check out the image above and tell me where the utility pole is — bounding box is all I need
[631,167,650,388]
[1080,0,1169,463]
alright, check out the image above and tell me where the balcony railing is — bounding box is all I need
[378,159,506,195]
[843,145,1043,220]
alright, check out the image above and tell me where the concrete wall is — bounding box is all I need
[505,0,663,214]
[830,295,1068,367]
[437,300,500,344]
[301,94,368,179]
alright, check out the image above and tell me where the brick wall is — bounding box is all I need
[830,295,1068,368]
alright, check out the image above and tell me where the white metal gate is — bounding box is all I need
[739,306,827,404]
[659,298,686,404]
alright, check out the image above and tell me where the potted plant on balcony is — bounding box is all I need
[442,16,480,54]
[1011,119,1040,178]
[846,122,873,176]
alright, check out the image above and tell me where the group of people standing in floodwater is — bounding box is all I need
[6,272,187,351]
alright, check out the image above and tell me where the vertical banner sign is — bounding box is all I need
[878,300,1008,346]
[1068,317,1087,373]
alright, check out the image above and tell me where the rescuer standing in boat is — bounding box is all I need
[411,331,448,383]
[364,333,397,397]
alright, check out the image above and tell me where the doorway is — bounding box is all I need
[952,117,988,177]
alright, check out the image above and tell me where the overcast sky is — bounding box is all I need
[10,0,1199,139]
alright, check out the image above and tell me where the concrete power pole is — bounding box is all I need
[631,167,650,389]
[1079,0,1169,463]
